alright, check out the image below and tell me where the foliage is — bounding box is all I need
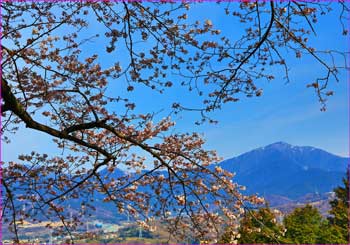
[238,206,286,244]
[220,173,350,245]
[1,1,349,243]
[316,221,348,244]
[327,171,350,243]
[283,180,350,245]
[283,205,324,244]
[219,206,286,244]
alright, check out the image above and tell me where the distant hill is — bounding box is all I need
[77,142,349,217]
[8,142,348,223]
[218,142,348,200]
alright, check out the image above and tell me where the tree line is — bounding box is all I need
[219,174,350,244]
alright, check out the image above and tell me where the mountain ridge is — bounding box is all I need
[218,141,348,199]
[9,142,347,222]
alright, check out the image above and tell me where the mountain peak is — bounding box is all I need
[219,141,348,199]
[265,141,292,150]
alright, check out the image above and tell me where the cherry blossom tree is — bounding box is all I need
[1,1,349,243]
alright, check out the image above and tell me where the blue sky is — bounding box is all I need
[196,2,349,158]
[3,2,349,166]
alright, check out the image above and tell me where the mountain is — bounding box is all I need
[8,142,348,223]
[218,142,348,200]
[59,142,349,213]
